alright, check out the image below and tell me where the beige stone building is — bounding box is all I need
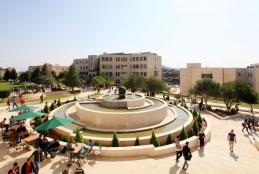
[73,52,162,84]
[99,52,162,84]
[73,55,98,80]
[180,63,252,95]
[28,63,68,75]
[246,63,259,94]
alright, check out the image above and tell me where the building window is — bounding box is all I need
[154,71,158,76]
[201,74,213,79]
[144,72,147,76]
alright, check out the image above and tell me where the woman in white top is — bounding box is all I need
[175,136,182,162]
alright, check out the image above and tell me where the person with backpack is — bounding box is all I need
[182,142,192,170]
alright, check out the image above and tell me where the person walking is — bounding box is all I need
[8,162,19,174]
[242,119,248,133]
[247,119,252,132]
[40,94,44,103]
[174,136,182,163]
[30,146,43,174]
[62,163,72,174]
[21,158,35,174]
[199,130,205,148]
[182,142,192,170]
[227,129,237,152]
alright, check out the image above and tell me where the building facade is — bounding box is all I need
[73,52,162,84]
[180,63,256,95]
[28,63,68,75]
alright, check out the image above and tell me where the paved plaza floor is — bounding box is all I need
[0,95,258,174]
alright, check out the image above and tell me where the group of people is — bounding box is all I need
[242,118,258,133]
[174,130,206,170]
[6,97,25,110]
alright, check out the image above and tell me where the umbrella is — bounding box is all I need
[35,117,73,131]
[12,112,46,121]
[9,104,37,112]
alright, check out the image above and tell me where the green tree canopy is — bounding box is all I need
[31,67,42,84]
[3,69,10,81]
[19,70,32,82]
[123,74,145,93]
[64,64,83,91]
[40,64,55,85]
[190,78,220,107]
[10,69,18,83]
[221,82,237,110]
[91,75,106,92]
[145,77,168,97]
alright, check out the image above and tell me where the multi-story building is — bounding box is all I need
[246,63,259,93]
[180,63,248,95]
[73,52,162,84]
[28,63,68,75]
[73,55,98,80]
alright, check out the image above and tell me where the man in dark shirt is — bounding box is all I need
[227,129,237,152]
[182,142,192,170]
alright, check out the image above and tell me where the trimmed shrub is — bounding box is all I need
[192,119,199,136]
[43,102,50,113]
[150,129,160,147]
[187,129,194,138]
[134,136,140,146]
[173,100,177,105]
[0,90,11,99]
[112,132,120,147]
[57,98,61,106]
[196,113,203,128]
[166,134,173,145]
[94,141,101,147]
[49,102,56,111]
[192,109,198,117]
[35,117,43,127]
[75,128,84,143]
[179,126,188,141]
[207,105,212,111]
[60,135,69,142]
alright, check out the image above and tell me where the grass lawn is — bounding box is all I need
[0,82,31,91]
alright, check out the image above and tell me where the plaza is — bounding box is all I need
[0,89,258,174]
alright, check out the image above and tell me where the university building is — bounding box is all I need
[73,52,162,84]
[28,63,68,75]
[180,63,259,95]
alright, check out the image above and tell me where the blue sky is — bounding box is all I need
[0,0,259,70]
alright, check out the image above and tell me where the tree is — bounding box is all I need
[57,71,68,80]
[91,76,106,93]
[243,89,258,114]
[196,112,203,128]
[166,134,173,145]
[75,128,84,143]
[221,82,237,110]
[179,126,187,141]
[10,69,18,83]
[145,77,168,97]
[3,69,10,81]
[51,71,57,80]
[31,67,42,84]
[40,64,55,86]
[112,132,120,147]
[192,109,198,118]
[150,129,160,147]
[19,70,32,82]
[190,78,220,107]
[134,136,140,146]
[64,64,82,91]
[123,75,144,93]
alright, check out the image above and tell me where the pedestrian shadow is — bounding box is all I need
[169,164,180,174]
[230,152,239,161]
[198,148,205,157]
